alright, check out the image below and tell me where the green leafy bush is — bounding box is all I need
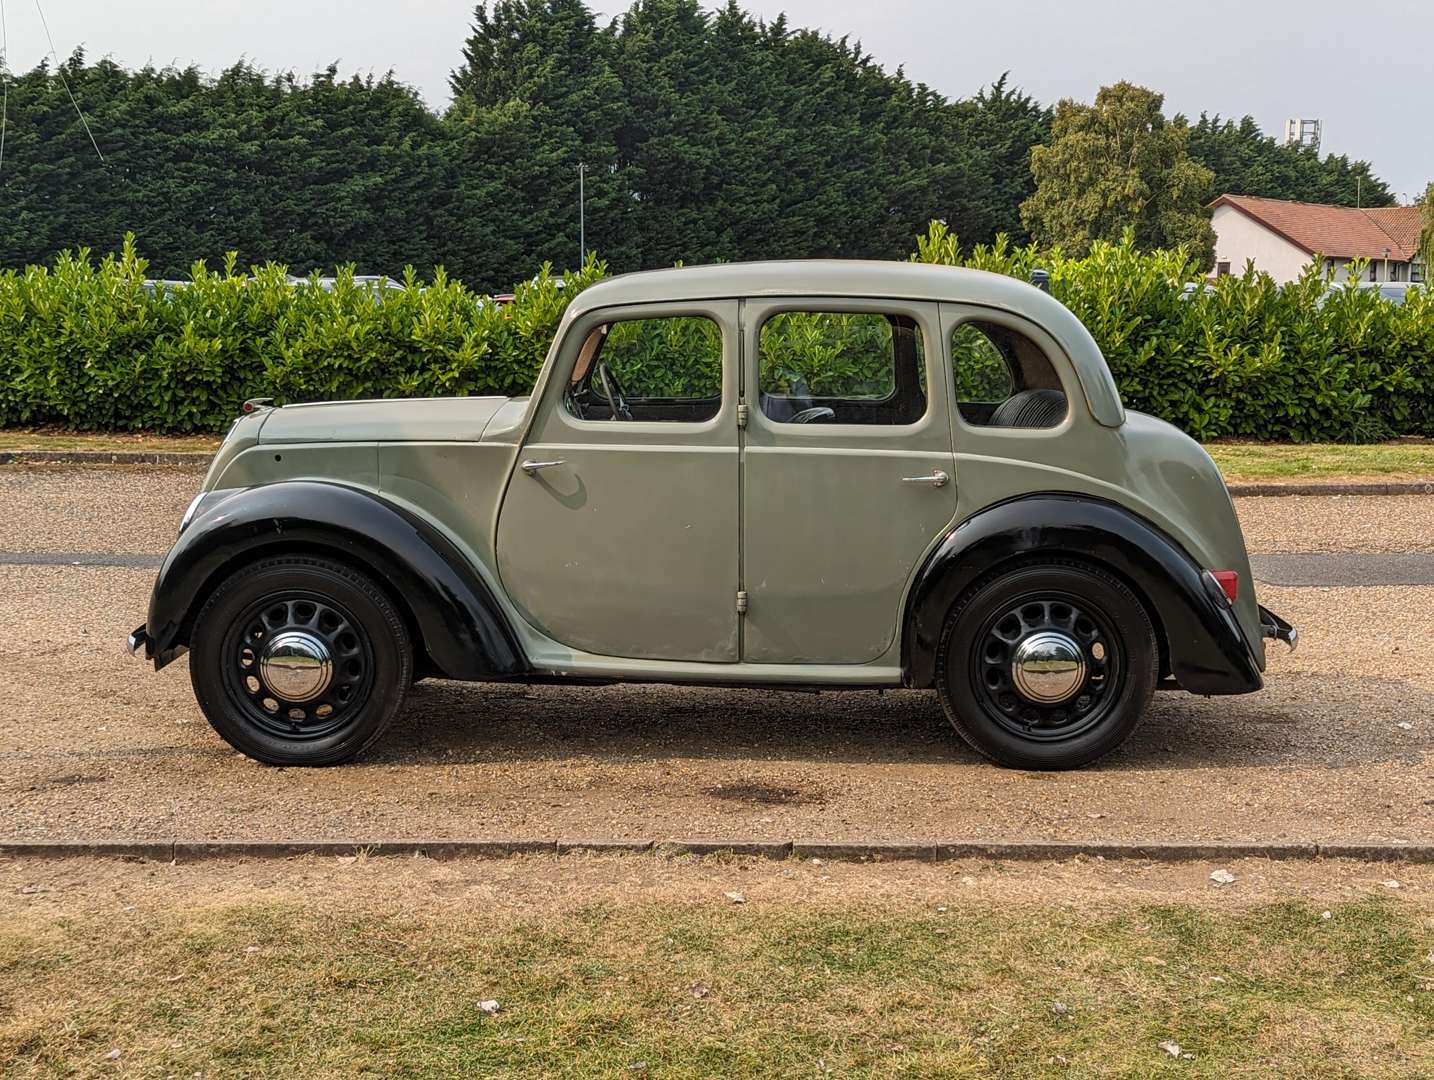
[2,228,1432,441]
[913,221,1434,441]
[0,236,604,433]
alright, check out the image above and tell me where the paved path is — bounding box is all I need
[1251,552,1434,586]
[0,551,164,568]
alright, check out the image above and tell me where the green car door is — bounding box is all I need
[496,301,742,663]
[740,298,959,664]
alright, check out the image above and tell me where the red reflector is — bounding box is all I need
[1211,570,1239,604]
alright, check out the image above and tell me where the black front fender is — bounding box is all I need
[144,481,527,680]
[902,494,1261,695]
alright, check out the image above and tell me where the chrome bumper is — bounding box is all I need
[1258,605,1297,652]
[127,624,153,661]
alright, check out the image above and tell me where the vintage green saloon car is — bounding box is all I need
[128,262,1295,770]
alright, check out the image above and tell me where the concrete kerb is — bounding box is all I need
[3,839,1432,864]
[1226,480,1434,497]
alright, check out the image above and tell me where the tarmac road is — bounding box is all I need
[1,466,1431,848]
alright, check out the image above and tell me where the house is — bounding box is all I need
[1209,194,1424,284]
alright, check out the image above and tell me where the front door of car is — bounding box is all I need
[740,298,958,664]
[496,301,740,662]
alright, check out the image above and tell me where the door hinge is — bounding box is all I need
[736,590,749,614]
[736,403,749,429]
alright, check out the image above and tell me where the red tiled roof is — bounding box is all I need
[1363,207,1423,256]
[1210,194,1423,261]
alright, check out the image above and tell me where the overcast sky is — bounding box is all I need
[4,0,1429,200]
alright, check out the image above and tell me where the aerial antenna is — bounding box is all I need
[0,0,10,177]
[33,0,104,163]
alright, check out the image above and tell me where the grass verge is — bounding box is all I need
[1205,440,1434,482]
[3,892,1431,1077]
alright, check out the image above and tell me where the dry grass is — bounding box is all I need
[2,887,1431,1078]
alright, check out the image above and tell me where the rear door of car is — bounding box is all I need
[739,297,958,664]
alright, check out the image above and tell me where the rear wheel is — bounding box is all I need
[935,561,1157,770]
[189,555,412,765]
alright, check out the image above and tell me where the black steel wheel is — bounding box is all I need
[189,555,412,765]
[935,561,1156,770]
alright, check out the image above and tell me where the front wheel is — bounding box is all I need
[189,555,412,765]
[935,562,1157,770]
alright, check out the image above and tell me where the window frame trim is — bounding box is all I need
[750,300,934,429]
[542,302,737,437]
[940,303,1079,439]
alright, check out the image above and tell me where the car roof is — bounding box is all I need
[566,260,1125,427]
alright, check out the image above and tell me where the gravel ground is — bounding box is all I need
[1,567,1430,847]
[0,466,203,555]
[1235,493,1434,554]
[1,466,1431,847]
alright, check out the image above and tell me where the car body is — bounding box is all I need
[129,261,1294,769]
[1355,281,1416,305]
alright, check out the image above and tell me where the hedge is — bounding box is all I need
[1,228,1432,441]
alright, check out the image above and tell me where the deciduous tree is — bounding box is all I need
[1020,82,1216,265]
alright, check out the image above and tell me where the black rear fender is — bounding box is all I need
[902,494,1261,695]
[144,481,527,680]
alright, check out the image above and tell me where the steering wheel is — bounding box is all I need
[790,406,836,424]
[595,361,633,422]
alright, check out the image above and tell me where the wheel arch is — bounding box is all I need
[901,493,1260,694]
[145,481,527,681]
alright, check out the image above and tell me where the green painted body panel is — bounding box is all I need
[494,299,741,662]
[257,397,510,444]
[194,261,1265,685]
[740,298,958,664]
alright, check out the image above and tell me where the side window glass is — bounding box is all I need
[952,321,1067,429]
[758,312,926,426]
[565,316,722,422]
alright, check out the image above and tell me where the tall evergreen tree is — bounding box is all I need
[447,0,629,281]
[1186,114,1394,207]
[0,5,1403,287]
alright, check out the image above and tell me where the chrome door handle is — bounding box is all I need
[901,470,950,488]
[521,459,566,476]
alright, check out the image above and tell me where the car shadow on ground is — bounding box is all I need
[365,673,1434,772]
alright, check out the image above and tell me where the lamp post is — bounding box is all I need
[578,162,586,267]
[1383,247,1391,283]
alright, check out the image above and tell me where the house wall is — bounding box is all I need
[1211,204,1312,283]
[1326,256,1415,283]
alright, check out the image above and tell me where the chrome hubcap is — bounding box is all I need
[1009,630,1086,705]
[259,631,333,703]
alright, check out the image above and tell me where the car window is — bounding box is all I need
[565,315,722,422]
[952,321,1066,430]
[758,311,926,426]
[951,323,1015,401]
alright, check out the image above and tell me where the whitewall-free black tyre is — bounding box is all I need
[189,555,412,766]
[935,561,1157,770]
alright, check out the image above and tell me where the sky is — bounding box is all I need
[2,0,1428,201]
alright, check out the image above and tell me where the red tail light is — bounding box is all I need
[1210,570,1239,604]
